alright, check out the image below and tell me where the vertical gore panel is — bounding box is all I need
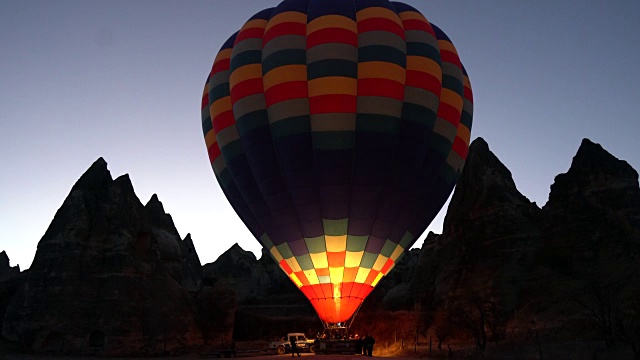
[367,3,442,254]
[206,33,265,241]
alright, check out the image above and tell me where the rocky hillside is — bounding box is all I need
[0,137,638,357]
[405,138,640,357]
[0,159,235,356]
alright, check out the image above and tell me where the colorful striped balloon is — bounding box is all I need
[201,0,473,325]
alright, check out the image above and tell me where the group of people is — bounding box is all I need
[357,334,376,356]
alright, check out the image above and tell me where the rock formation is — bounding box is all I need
[0,252,20,280]
[0,252,24,341]
[1,158,231,356]
[406,138,640,355]
[1,136,639,357]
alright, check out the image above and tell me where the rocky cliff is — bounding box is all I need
[406,138,640,356]
[0,158,233,356]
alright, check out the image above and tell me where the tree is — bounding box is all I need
[578,282,640,359]
[452,298,487,352]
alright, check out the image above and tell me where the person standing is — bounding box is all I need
[368,334,375,356]
[363,334,375,356]
[290,336,300,357]
[355,334,363,355]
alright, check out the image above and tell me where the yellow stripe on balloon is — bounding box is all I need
[286,257,303,273]
[305,269,320,285]
[344,251,364,268]
[240,19,269,32]
[307,15,358,35]
[310,252,329,269]
[325,235,348,252]
[329,267,345,284]
[213,48,233,64]
[270,246,284,263]
[440,88,464,111]
[290,273,304,288]
[371,272,384,287]
[464,75,472,88]
[210,97,232,118]
[358,61,405,82]
[390,244,404,262]
[355,267,371,284]
[263,65,307,91]
[356,7,403,28]
[308,77,357,97]
[437,40,459,56]
[229,64,262,89]
[406,56,441,79]
[265,11,307,32]
[204,130,217,148]
[372,255,389,271]
[456,124,471,146]
[397,11,428,22]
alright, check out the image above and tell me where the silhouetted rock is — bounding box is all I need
[203,243,270,302]
[403,138,542,341]
[4,137,639,357]
[406,137,640,349]
[181,234,203,292]
[530,139,640,340]
[202,246,318,340]
[0,252,19,279]
[0,251,24,340]
[542,138,640,276]
[1,158,210,356]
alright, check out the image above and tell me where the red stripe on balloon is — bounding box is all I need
[380,258,394,274]
[212,110,235,133]
[405,71,441,94]
[349,283,364,298]
[440,50,462,68]
[201,93,209,110]
[315,268,330,277]
[294,271,311,286]
[357,78,405,101]
[452,136,468,159]
[234,27,265,44]
[357,18,405,39]
[307,28,357,48]
[264,81,308,107]
[279,259,293,275]
[327,252,345,267]
[299,286,314,299]
[212,58,231,74]
[438,103,461,127]
[230,78,264,101]
[263,22,306,45]
[321,284,333,298]
[310,94,357,114]
[207,144,221,162]
[341,282,354,296]
[401,19,433,35]
[464,85,473,103]
[364,269,379,285]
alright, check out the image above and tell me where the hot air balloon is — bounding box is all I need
[200,0,473,328]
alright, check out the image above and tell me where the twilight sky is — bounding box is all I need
[1,1,639,270]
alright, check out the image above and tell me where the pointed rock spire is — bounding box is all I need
[445,137,537,230]
[547,139,639,207]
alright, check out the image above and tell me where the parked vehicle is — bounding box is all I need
[269,333,316,355]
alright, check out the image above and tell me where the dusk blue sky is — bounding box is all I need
[2,1,639,270]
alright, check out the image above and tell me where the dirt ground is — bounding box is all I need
[1,343,635,360]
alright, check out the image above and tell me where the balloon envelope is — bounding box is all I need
[201,0,473,324]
